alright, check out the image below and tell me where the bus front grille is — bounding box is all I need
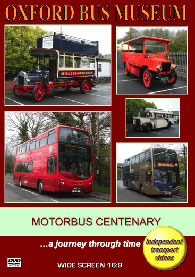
[18,76,24,85]
[135,119,141,129]
[162,62,171,72]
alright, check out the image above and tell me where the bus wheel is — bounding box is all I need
[33,85,45,102]
[13,87,19,97]
[167,122,172,129]
[166,69,177,85]
[80,80,90,94]
[19,178,23,188]
[139,185,144,194]
[37,180,43,194]
[13,86,23,97]
[143,69,152,88]
[145,124,151,133]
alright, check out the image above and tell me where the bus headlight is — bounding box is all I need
[157,65,162,71]
[172,64,177,69]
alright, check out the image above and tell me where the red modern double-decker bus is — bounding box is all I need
[13,125,94,193]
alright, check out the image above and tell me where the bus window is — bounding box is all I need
[131,157,135,165]
[65,56,73,68]
[146,150,151,162]
[20,163,25,172]
[30,140,35,151]
[140,152,145,162]
[59,54,64,68]
[134,172,139,181]
[24,162,28,172]
[26,141,30,152]
[40,136,47,147]
[36,140,40,149]
[22,144,26,154]
[48,130,56,145]
[74,56,81,68]
[28,162,33,173]
[81,57,90,68]
[59,127,90,146]
[146,171,152,182]
[47,156,57,173]
[15,163,20,172]
[135,155,140,164]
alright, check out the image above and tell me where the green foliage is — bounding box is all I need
[118,27,187,52]
[126,99,157,124]
[5,26,47,80]
[178,144,187,188]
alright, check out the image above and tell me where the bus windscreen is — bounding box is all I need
[153,149,178,166]
[58,127,92,180]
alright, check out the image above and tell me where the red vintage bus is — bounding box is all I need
[13,125,94,193]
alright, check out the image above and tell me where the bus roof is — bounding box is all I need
[30,48,57,57]
[138,107,173,114]
[16,125,90,149]
[36,33,99,56]
[125,147,177,161]
[122,36,170,46]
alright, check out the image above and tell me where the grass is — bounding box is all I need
[5,173,13,176]
[180,181,187,191]
[93,184,110,194]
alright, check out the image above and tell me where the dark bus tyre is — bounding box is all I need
[19,178,23,188]
[166,69,177,85]
[37,180,43,194]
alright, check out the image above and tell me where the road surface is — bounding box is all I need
[126,124,179,137]
[5,83,111,106]
[117,69,187,95]
[117,180,187,203]
[5,176,110,203]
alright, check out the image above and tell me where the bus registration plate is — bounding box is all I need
[165,191,171,196]
[72,189,81,193]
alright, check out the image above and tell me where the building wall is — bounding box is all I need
[97,61,111,77]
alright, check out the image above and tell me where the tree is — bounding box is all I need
[117,27,187,52]
[5,145,15,174]
[126,99,157,124]
[5,26,47,80]
[177,144,187,188]
[5,112,50,150]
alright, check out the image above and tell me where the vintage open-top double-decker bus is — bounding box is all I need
[13,33,99,101]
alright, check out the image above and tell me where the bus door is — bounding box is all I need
[154,113,166,129]
[151,113,157,129]
[49,56,57,81]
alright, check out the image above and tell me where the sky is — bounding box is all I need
[117,26,188,40]
[33,25,111,55]
[117,143,183,163]
[145,98,179,111]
